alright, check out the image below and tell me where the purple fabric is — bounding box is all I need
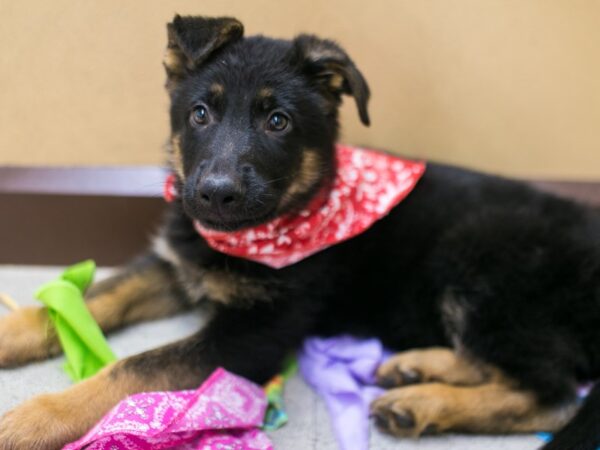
[299,336,389,450]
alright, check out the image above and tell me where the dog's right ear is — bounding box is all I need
[164,15,244,87]
[292,35,370,126]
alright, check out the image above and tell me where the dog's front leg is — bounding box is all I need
[0,300,307,450]
[0,253,186,367]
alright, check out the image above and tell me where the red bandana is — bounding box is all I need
[165,145,425,269]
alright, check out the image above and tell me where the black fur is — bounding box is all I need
[160,16,600,449]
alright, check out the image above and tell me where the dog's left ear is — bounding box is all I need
[164,15,244,86]
[293,34,370,126]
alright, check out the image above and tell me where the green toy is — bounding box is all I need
[35,260,116,382]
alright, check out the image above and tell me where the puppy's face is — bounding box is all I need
[165,16,370,230]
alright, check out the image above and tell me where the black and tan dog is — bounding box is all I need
[0,15,599,450]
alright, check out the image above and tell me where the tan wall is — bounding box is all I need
[1,0,599,179]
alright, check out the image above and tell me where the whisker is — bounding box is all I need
[263,175,291,185]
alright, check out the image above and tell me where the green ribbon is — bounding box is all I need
[35,260,116,382]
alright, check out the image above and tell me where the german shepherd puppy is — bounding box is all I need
[0,15,599,450]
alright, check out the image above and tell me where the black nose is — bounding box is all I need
[198,175,242,209]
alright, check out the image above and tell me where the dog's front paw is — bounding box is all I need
[0,306,60,367]
[0,393,86,450]
[376,347,486,388]
[371,384,452,437]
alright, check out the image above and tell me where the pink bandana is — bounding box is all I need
[63,368,272,450]
[165,145,425,269]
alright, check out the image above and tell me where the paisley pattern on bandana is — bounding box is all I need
[192,145,426,268]
[63,368,272,450]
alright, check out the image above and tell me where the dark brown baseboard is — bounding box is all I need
[0,193,164,266]
[0,166,598,266]
[0,166,166,266]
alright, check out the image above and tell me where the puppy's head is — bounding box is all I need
[165,15,370,230]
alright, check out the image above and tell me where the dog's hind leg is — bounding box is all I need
[0,253,187,367]
[371,381,578,437]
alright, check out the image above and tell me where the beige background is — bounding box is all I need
[1,0,599,179]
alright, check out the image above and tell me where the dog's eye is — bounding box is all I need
[191,105,209,126]
[266,112,289,132]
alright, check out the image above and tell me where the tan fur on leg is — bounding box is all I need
[0,306,61,366]
[0,363,127,450]
[376,347,493,388]
[0,334,206,450]
[0,255,185,367]
[371,382,577,437]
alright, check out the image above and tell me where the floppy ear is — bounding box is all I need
[293,34,370,126]
[164,15,244,86]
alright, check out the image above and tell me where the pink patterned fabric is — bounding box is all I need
[183,145,425,269]
[63,368,272,450]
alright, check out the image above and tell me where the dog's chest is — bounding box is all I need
[178,264,269,305]
[152,235,270,305]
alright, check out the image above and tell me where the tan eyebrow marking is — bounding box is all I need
[257,87,273,100]
[209,83,225,96]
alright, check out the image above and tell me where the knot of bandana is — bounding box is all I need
[165,144,425,269]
